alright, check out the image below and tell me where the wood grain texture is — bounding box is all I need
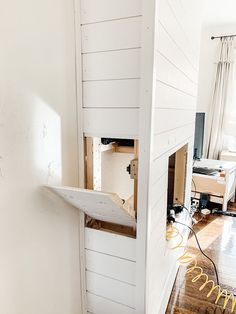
[166,214,236,314]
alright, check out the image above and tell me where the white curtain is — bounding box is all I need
[205,37,234,159]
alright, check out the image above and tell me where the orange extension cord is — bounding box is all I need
[166,224,236,313]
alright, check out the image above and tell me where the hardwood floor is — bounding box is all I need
[166,212,236,314]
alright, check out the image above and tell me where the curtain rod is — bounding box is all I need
[211,34,236,40]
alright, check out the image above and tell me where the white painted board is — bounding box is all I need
[81,17,141,53]
[86,271,136,308]
[156,22,198,83]
[82,49,140,81]
[85,249,136,285]
[81,0,142,24]
[153,108,195,135]
[87,292,135,314]
[155,81,195,110]
[83,108,139,138]
[156,52,197,97]
[83,79,140,108]
[85,227,136,261]
[152,123,194,159]
[158,0,198,69]
[47,186,136,227]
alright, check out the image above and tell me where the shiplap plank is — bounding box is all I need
[81,0,142,24]
[156,52,197,97]
[158,0,198,69]
[153,108,195,135]
[149,154,168,184]
[82,49,140,81]
[87,292,135,314]
[147,207,172,314]
[155,81,196,110]
[167,0,202,55]
[86,271,135,308]
[148,251,176,314]
[149,172,168,210]
[149,194,168,253]
[156,22,198,83]
[85,228,136,261]
[152,123,195,159]
[83,79,140,108]
[81,17,141,53]
[83,108,139,138]
[85,250,136,285]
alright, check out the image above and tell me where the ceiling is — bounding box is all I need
[203,0,236,25]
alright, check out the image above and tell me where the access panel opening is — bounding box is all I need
[84,137,138,237]
[167,144,188,208]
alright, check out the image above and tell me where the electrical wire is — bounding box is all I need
[166,223,236,313]
[174,220,219,286]
[182,206,236,297]
[182,204,193,218]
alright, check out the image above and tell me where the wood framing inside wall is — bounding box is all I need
[134,140,139,213]
[85,137,138,208]
[174,144,188,204]
[85,137,102,190]
[85,137,93,189]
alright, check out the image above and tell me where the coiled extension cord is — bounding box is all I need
[166,223,236,313]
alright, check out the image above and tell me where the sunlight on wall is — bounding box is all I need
[32,97,62,185]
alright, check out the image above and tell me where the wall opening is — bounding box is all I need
[84,136,138,237]
[167,144,188,208]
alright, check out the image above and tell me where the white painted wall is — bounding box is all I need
[0,1,81,313]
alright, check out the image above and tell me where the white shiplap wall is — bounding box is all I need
[77,0,202,313]
[79,2,142,312]
[81,0,142,139]
[145,0,202,313]
[84,228,136,314]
